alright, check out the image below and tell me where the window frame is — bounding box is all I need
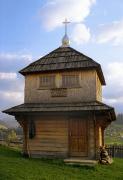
[61,73,80,88]
[38,74,56,89]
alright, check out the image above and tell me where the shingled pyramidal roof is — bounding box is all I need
[20,46,106,85]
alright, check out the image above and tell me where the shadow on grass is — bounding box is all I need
[38,157,64,166]
[29,157,95,170]
[70,164,96,170]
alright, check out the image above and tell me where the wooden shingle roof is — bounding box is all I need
[3,101,115,121]
[19,46,106,85]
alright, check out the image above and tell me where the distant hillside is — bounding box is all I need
[105,114,123,144]
[114,114,123,125]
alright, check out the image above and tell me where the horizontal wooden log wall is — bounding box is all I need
[25,70,97,103]
[28,118,68,157]
[18,114,99,159]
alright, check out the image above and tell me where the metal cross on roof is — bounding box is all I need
[62,18,70,47]
[63,18,70,35]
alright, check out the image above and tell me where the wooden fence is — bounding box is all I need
[106,145,123,158]
[0,139,23,148]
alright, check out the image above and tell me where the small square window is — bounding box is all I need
[39,75,55,89]
[62,74,80,88]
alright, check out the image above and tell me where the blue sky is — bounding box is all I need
[0,0,123,122]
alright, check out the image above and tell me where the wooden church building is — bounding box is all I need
[4,21,116,162]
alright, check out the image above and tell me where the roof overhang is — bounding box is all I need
[20,66,106,86]
[3,101,116,121]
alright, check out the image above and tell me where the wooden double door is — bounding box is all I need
[69,118,88,157]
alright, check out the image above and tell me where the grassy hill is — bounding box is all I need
[0,146,123,180]
[105,122,123,145]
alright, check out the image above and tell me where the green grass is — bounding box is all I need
[0,146,123,180]
[105,136,123,145]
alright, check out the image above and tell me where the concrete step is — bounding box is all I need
[64,158,98,166]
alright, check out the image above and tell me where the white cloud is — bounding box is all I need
[103,62,123,111]
[0,52,30,116]
[0,52,32,63]
[40,0,96,31]
[105,62,123,87]
[0,52,33,73]
[0,72,17,80]
[97,20,123,46]
[0,90,23,104]
[71,24,91,44]
[103,97,123,105]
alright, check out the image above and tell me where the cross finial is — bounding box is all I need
[62,18,70,47]
[63,18,70,35]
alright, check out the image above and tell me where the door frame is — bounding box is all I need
[68,118,88,157]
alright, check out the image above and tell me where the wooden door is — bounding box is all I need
[69,119,88,157]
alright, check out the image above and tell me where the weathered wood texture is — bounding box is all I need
[18,114,98,159]
[18,120,28,154]
[17,113,108,160]
[88,117,95,159]
[96,73,102,101]
[94,116,107,159]
[99,127,103,147]
[25,70,99,103]
[28,117,69,158]
[69,119,88,157]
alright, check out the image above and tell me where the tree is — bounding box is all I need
[7,130,17,146]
